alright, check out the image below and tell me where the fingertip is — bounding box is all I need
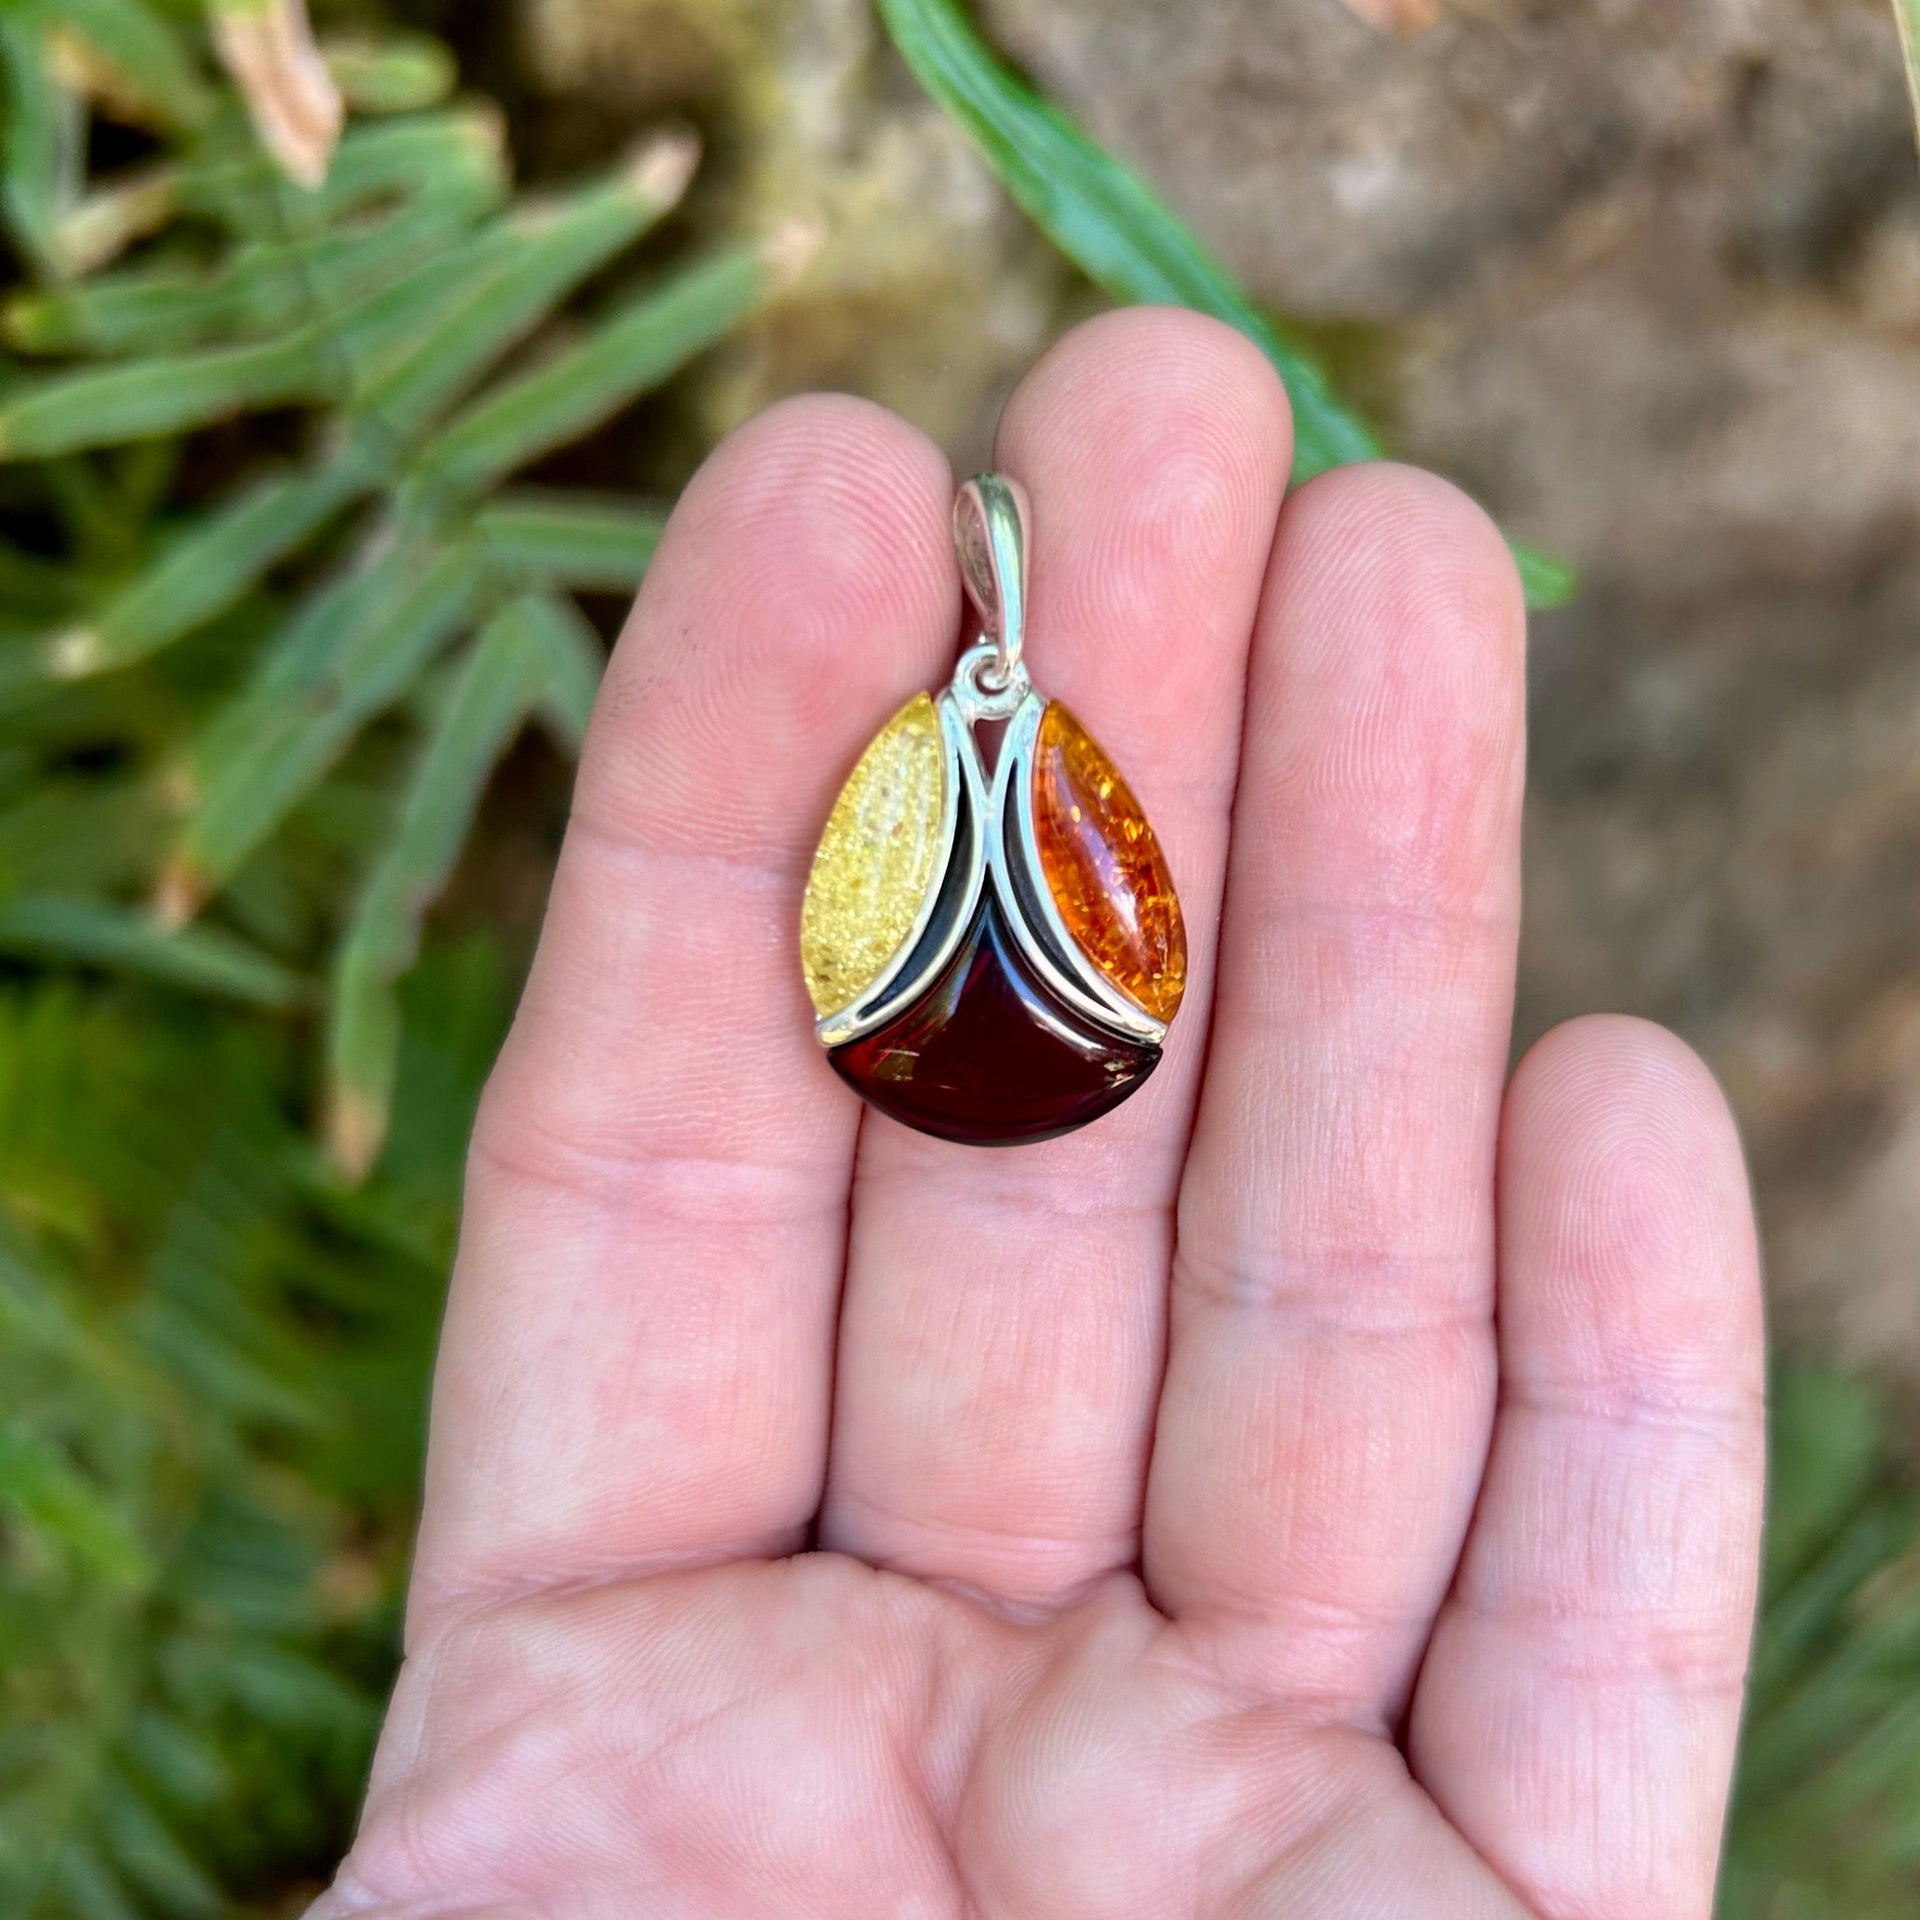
[1501,1014,1764,1410]
[1275,461,1526,679]
[993,310,1293,721]
[1246,461,1527,926]
[998,305,1294,486]
[627,390,955,674]
[1507,1013,1742,1159]
[580,393,959,863]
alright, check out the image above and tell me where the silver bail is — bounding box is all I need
[954,473,1031,691]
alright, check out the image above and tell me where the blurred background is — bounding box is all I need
[0,0,1916,1912]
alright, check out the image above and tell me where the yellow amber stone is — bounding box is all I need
[1032,701,1186,1022]
[800,693,947,1017]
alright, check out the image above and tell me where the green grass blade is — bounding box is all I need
[268,218,570,414]
[45,0,213,132]
[299,230,513,401]
[876,0,1376,477]
[95,1772,221,1918]
[5,259,218,357]
[235,531,416,703]
[1896,2,1920,157]
[0,12,83,276]
[418,245,770,499]
[0,332,325,461]
[184,529,431,799]
[44,459,365,679]
[310,108,503,216]
[0,543,82,626]
[323,32,457,116]
[876,0,1574,609]
[121,1712,229,1812]
[168,539,482,911]
[1746,1501,1911,1711]
[518,588,607,752]
[344,132,700,447]
[0,779,159,893]
[174,104,503,228]
[0,1418,151,1581]
[50,1844,140,1920]
[0,892,306,1006]
[326,596,558,1174]
[7,159,505,356]
[252,159,507,315]
[1763,1365,1887,1588]
[0,182,570,460]
[0,127,698,467]
[1514,543,1578,612]
[49,165,179,276]
[474,490,668,592]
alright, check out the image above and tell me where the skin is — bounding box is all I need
[312,310,1766,1920]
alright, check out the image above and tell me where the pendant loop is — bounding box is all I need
[949,638,1031,722]
[954,472,1031,692]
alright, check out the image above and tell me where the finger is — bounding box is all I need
[1408,1017,1766,1920]
[408,396,958,1628]
[818,309,1293,1605]
[1147,464,1527,1713]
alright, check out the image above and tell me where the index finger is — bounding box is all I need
[407,397,958,1633]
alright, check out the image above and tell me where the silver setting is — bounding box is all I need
[813,695,985,1048]
[988,693,1169,1047]
[954,473,1031,692]
[948,639,1030,723]
[813,682,1169,1052]
[813,470,1171,1053]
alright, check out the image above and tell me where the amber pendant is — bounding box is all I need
[799,474,1185,1146]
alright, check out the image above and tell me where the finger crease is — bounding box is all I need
[468,1121,835,1226]
[1172,1244,1489,1332]
[1497,1377,1766,1440]
[565,802,801,894]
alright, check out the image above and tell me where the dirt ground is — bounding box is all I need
[515,0,1920,1405]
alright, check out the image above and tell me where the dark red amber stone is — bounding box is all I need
[829,902,1160,1146]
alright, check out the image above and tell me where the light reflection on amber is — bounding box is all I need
[1032,702,1186,1022]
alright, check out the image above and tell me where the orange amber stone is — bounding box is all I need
[1031,702,1186,1022]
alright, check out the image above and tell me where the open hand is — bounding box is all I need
[314,311,1765,1920]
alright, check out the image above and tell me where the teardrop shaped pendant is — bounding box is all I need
[799,474,1186,1146]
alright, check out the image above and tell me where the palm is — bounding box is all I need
[314,314,1764,1920]
[321,1561,1529,1917]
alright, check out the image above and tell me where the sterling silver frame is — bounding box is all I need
[813,471,1173,1054]
[814,648,1171,1052]
[986,691,1168,1047]
[813,689,983,1049]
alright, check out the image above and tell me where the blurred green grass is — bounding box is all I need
[875,0,1577,609]
[0,0,774,1179]
[0,3,1915,1914]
